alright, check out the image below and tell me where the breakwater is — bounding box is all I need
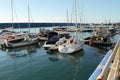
[0,22,116,29]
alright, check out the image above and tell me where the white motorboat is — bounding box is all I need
[43,31,70,49]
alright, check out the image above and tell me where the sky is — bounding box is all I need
[0,0,120,23]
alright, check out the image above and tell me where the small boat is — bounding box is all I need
[0,5,39,48]
[58,32,84,54]
[1,44,39,57]
[84,26,112,46]
[43,31,70,49]
[48,37,68,51]
[1,34,40,48]
[0,32,25,47]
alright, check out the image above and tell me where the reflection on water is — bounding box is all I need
[47,50,84,80]
[1,44,40,57]
[0,42,111,80]
[47,50,84,62]
[0,31,119,80]
[90,46,111,55]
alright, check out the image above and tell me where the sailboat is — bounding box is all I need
[58,32,84,53]
[58,0,84,54]
[1,3,39,48]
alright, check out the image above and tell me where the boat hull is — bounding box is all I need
[3,38,39,48]
[58,41,84,54]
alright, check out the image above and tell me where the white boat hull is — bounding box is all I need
[58,41,84,54]
[4,38,39,48]
[43,41,55,49]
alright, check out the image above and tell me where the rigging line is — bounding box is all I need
[26,0,31,33]
[29,8,34,22]
[77,2,81,26]
[66,9,69,28]
[28,4,31,33]
[78,1,83,38]
[26,0,36,33]
[75,0,77,28]
[27,4,34,22]
[70,0,75,26]
[28,5,37,33]
[74,0,78,37]
[13,4,21,32]
[11,0,21,32]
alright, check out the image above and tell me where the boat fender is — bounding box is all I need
[89,41,93,46]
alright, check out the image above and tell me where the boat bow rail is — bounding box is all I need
[89,39,120,80]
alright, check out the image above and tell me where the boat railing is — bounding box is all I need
[107,40,120,80]
[88,50,112,80]
[89,39,120,80]
[97,39,120,80]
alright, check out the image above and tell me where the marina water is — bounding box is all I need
[0,27,119,80]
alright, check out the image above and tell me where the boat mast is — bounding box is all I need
[66,9,69,28]
[28,5,30,33]
[74,0,78,39]
[78,3,83,38]
[11,0,14,31]
[75,0,77,28]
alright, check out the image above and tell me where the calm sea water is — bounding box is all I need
[0,27,119,80]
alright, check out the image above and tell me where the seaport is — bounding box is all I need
[0,0,120,80]
[0,25,120,80]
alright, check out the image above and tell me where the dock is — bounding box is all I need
[89,39,120,80]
